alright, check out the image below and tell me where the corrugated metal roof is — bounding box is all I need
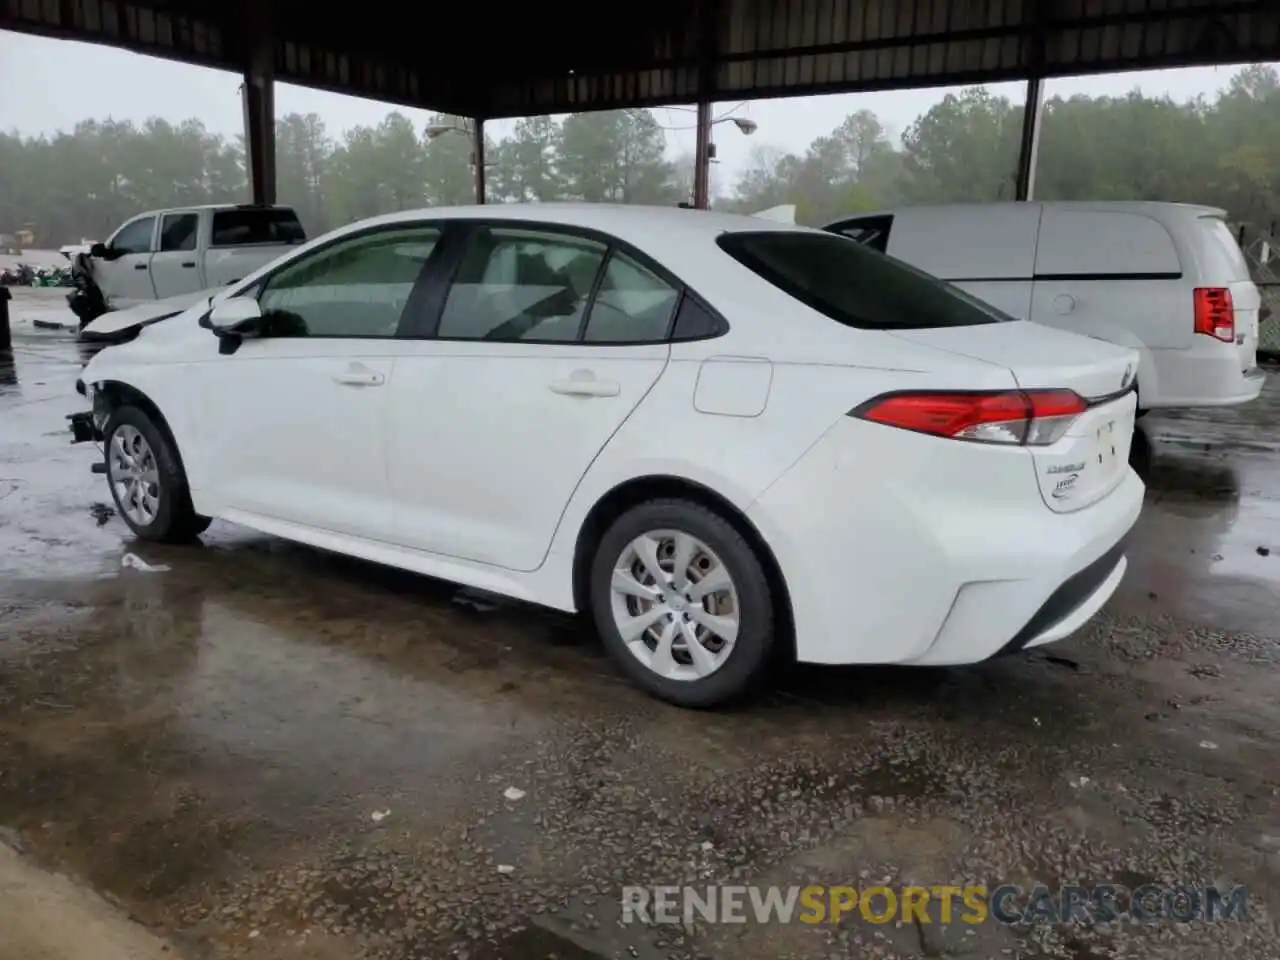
[3,0,1277,117]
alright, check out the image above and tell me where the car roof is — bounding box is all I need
[328,203,816,249]
[827,200,1229,226]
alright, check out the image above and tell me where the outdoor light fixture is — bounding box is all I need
[424,123,468,140]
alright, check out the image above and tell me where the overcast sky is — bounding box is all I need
[0,30,1264,185]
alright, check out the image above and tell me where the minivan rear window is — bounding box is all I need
[717,230,1012,330]
[1197,217,1251,280]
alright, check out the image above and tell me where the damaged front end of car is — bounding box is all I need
[67,378,109,453]
[67,292,219,461]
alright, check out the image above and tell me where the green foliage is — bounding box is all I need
[2,68,1278,246]
[726,69,1280,228]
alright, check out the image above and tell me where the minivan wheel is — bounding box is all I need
[104,405,211,543]
[589,498,776,708]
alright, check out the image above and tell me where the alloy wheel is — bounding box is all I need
[109,424,161,526]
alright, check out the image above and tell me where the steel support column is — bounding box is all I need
[1014,76,1045,201]
[693,101,713,209]
[241,4,276,206]
[691,0,719,210]
[473,119,486,204]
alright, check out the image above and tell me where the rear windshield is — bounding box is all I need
[1197,217,1251,280]
[717,230,1012,330]
[210,208,307,247]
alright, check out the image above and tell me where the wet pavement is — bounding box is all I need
[1,287,1279,959]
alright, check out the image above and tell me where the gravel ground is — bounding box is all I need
[1,290,1278,959]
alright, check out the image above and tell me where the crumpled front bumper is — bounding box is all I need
[67,381,106,448]
[67,410,99,444]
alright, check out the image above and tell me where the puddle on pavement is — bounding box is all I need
[1114,404,1280,637]
[855,754,948,802]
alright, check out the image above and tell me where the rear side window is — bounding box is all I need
[717,231,1012,330]
[1197,217,1251,280]
[437,227,608,342]
[583,253,680,343]
[159,213,199,252]
[211,208,306,247]
[1034,209,1180,277]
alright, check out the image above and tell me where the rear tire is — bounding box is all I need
[589,498,776,708]
[1129,424,1153,479]
[104,405,211,543]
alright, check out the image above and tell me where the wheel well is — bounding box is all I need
[571,476,795,659]
[98,382,189,474]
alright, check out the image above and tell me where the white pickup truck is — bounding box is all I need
[85,204,306,309]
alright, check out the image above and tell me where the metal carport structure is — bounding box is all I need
[3,0,1278,208]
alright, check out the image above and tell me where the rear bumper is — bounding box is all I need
[1142,341,1266,408]
[747,417,1144,666]
[990,534,1129,657]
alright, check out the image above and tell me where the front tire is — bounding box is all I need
[589,498,776,708]
[104,405,211,543]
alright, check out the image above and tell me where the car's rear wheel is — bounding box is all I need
[589,498,776,708]
[104,405,211,543]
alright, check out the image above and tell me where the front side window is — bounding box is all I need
[437,227,608,342]
[583,253,681,343]
[160,213,199,252]
[718,230,1011,330]
[256,226,440,338]
[111,217,156,255]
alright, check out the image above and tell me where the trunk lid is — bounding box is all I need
[890,321,1139,513]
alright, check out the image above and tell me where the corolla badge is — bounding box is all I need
[1120,363,1134,390]
[1047,461,1086,475]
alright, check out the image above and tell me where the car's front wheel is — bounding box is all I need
[589,498,776,708]
[104,405,211,543]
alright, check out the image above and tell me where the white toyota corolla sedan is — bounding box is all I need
[70,204,1144,707]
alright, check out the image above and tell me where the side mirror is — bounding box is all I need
[88,242,109,258]
[207,296,263,335]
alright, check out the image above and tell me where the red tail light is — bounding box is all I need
[1194,287,1235,343]
[851,390,1088,446]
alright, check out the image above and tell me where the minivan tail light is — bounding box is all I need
[851,390,1088,446]
[1194,287,1235,343]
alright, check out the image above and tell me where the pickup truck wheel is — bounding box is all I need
[104,405,210,543]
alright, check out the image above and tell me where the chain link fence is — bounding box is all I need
[1239,227,1278,360]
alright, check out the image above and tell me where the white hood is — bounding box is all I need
[80,287,227,338]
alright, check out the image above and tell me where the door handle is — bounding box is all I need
[333,371,385,387]
[181,261,196,268]
[549,376,620,398]
[134,263,148,270]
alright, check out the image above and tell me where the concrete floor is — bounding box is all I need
[1,287,1278,959]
